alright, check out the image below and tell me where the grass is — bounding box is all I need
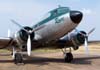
[0,49,10,53]
[0,48,61,53]
[32,48,61,53]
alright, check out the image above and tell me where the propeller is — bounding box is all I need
[84,35,89,55]
[75,28,95,55]
[27,34,31,56]
[11,19,33,56]
[87,28,95,36]
[11,19,29,33]
[83,28,95,55]
[7,29,11,37]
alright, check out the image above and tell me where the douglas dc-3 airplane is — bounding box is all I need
[0,6,95,64]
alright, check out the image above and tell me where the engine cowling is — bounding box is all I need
[70,31,86,46]
[19,26,34,42]
[57,31,86,50]
[15,26,35,50]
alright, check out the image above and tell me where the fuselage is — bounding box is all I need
[33,7,82,43]
[34,13,77,42]
[14,7,83,47]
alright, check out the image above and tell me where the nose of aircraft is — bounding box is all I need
[70,11,83,24]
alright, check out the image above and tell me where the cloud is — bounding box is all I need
[81,8,92,15]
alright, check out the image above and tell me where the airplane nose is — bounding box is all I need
[70,11,83,24]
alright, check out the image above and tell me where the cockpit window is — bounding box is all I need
[53,9,58,16]
[41,13,51,20]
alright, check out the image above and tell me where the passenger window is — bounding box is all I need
[58,8,63,14]
[53,9,58,16]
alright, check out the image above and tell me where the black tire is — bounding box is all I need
[64,53,73,63]
[14,53,23,64]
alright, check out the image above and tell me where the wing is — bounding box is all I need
[0,37,14,49]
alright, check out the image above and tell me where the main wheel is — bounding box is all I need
[14,53,23,64]
[64,53,73,63]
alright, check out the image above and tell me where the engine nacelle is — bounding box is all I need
[14,26,35,49]
[57,31,86,50]
[19,26,34,41]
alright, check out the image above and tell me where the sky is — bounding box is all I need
[0,0,100,40]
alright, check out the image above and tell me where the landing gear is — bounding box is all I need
[64,52,73,62]
[12,47,24,64]
[62,48,73,63]
[14,53,23,64]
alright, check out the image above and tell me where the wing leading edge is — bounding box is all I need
[0,37,15,49]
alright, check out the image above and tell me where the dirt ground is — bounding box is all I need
[0,41,100,70]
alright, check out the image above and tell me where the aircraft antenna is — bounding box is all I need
[58,5,61,8]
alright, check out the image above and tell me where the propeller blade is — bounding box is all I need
[11,19,29,33]
[75,28,79,32]
[88,28,95,36]
[11,19,23,28]
[12,47,16,58]
[7,29,11,37]
[27,35,31,56]
[84,37,89,55]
